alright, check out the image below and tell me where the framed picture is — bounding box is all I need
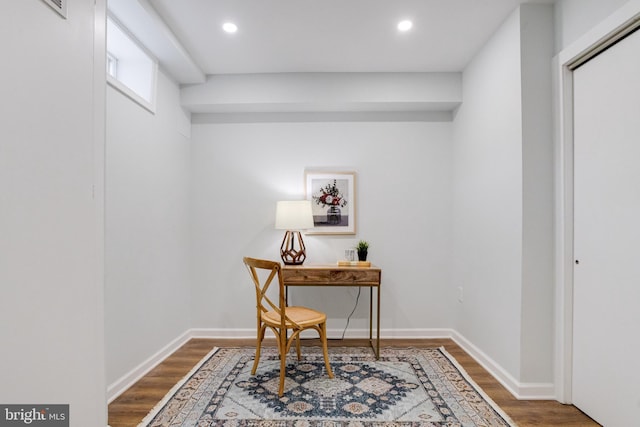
[305,171,356,235]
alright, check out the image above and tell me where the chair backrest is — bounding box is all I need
[243,257,290,329]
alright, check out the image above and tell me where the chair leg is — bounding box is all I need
[252,324,266,375]
[278,329,287,397]
[295,334,301,361]
[319,322,334,379]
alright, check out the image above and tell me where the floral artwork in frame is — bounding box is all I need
[305,171,356,235]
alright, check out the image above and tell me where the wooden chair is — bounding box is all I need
[243,256,334,396]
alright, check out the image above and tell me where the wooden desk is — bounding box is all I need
[281,264,381,358]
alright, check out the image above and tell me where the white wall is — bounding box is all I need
[519,4,554,384]
[190,120,453,337]
[0,1,107,426]
[451,4,555,389]
[452,8,524,380]
[105,70,192,386]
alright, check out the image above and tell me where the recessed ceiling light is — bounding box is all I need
[222,22,238,33]
[397,20,413,32]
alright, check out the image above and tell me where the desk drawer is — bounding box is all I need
[282,269,331,283]
[330,270,379,283]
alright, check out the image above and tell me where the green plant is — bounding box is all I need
[356,240,369,252]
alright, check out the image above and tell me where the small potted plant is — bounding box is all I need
[356,240,369,261]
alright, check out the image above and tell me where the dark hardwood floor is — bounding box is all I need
[108,338,600,427]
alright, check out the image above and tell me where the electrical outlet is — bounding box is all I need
[457,286,463,303]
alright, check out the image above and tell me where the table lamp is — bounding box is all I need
[275,200,314,265]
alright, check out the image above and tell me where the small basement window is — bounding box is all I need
[106,15,157,112]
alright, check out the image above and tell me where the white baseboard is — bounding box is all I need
[107,330,192,403]
[450,330,556,400]
[108,327,555,402]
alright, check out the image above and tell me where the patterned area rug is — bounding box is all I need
[139,346,517,427]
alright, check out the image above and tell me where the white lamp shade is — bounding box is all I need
[275,200,314,230]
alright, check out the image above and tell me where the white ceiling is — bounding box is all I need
[108,0,554,83]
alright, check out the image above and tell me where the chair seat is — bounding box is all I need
[262,306,327,328]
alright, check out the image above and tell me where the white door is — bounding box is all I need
[573,29,640,426]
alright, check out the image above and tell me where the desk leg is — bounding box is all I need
[369,287,373,341]
[376,284,380,359]
[369,286,380,360]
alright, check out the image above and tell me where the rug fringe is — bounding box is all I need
[137,346,220,427]
[437,346,519,427]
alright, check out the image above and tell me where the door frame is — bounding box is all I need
[554,2,640,404]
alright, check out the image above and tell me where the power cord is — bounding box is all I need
[340,287,361,340]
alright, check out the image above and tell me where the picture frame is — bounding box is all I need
[305,171,356,235]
